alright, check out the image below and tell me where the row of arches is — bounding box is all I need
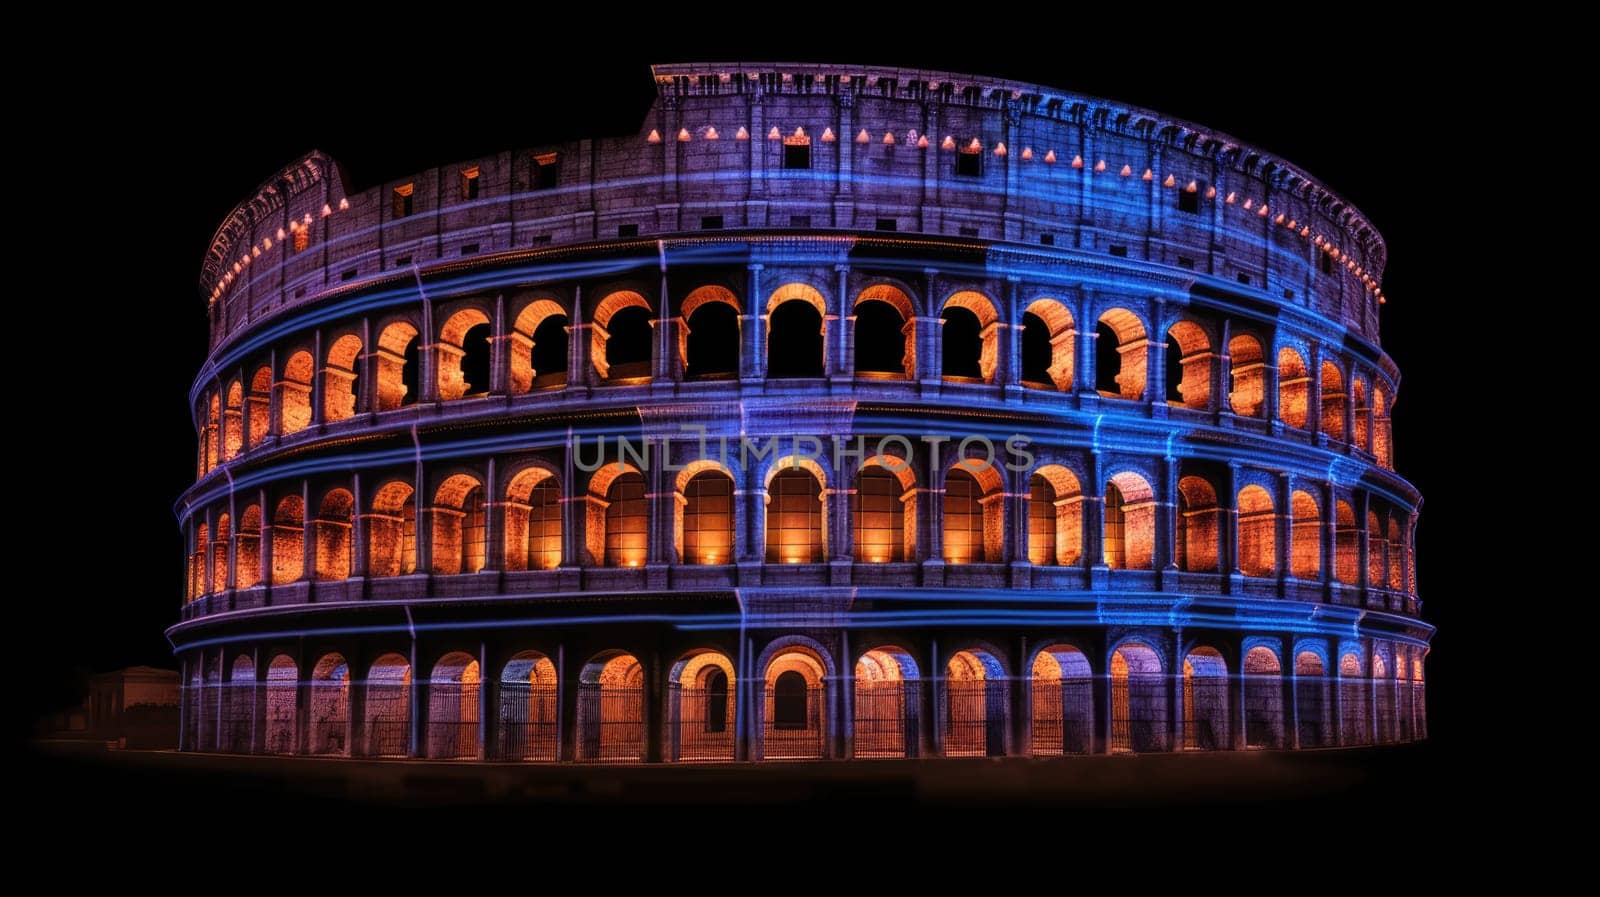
[181,639,1426,760]
[185,459,1416,598]
[196,283,1396,479]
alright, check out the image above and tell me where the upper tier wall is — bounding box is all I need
[201,63,1387,352]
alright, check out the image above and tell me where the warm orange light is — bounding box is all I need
[338,197,350,210]
[1141,168,1153,181]
[993,141,1005,155]
[1119,164,1132,176]
[819,127,835,142]
[1162,174,1175,187]
[735,126,749,140]
[1258,204,1270,217]
[1070,154,1083,168]
[793,126,806,139]
[1021,147,1033,160]
[1044,149,1057,163]
[884,131,896,145]
[855,128,869,143]
[968,137,982,152]
[942,135,956,150]
[705,126,720,140]
[321,204,332,217]
[677,128,691,141]
[917,135,930,148]
[1094,159,1106,172]
[768,126,781,140]
[1243,198,1254,210]
[276,227,286,240]
[1185,180,1198,193]
[1205,185,1217,199]
[647,129,661,143]
[1275,213,1286,224]
[1225,191,1236,204]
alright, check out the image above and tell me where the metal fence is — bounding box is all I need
[1375,678,1396,743]
[854,680,917,758]
[365,682,410,757]
[365,719,408,757]
[265,706,298,755]
[1183,675,1228,751]
[427,681,480,759]
[1030,678,1093,755]
[1244,674,1284,749]
[943,680,1006,757]
[1339,678,1369,745]
[1296,676,1330,748]
[497,683,558,761]
[1111,674,1168,753]
[670,685,736,761]
[576,685,645,763]
[762,685,824,759]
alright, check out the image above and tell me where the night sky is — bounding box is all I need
[23,40,1471,746]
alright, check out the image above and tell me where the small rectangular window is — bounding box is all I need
[617,223,639,238]
[460,243,479,256]
[956,150,981,177]
[783,141,811,170]
[1236,272,1251,285]
[461,166,480,200]
[959,226,979,237]
[701,215,724,230]
[1108,245,1127,257]
[1039,233,1055,246]
[1320,251,1334,275]
[392,183,414,219]
[875,218,897,232]
[394,255,412,268]
[1177,256,1195,270]
[1178,189,1199,214]
[341,268,358,282]
[790,215,812,227]
[533,153,559,190]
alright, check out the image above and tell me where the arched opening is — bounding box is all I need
[1176,476,1221,572]
[323,334,362,422]
[1243,646,1283,748]
[854,284,915,378]
[1028,466,1083,566]
[198,656,220,747]
[1096,308,1147,400]
[431,474,485,575]
[1183,647,1229,750]
[1411,656,1427,740]
[308,653,349,756]
[1321,360,1346,440]
[223,655,255,753]
[1339,653,1369,745]
[684,301,740,380]
[1374,387,1393,468]
[854,647,920,759]
[679,466,734,565]
[504,468,562,571]
[426,652,481,760]
[509,299,569,393]
[668,651,736,761]
[1353,377,1371,450]
[1387,518,1404,590]
[943,291,999,383]
[768,284,826,378]
[314,489,353,581]
[592,465,647,567]
[1104,472,1155,570]
[271,496,304,585]
[1030,645,1093,755]
[191,522,209,598]
[437,309,491,401]
[1238,485,1277,577]
[210,513,230,594]
[235,504,261,588]
[945,648,1006,757]
[1277,347,1309,428]
[1165,320,1212,409]
[1227,334,1266,417]
[375,322,420,411]
[577,652,645,762]
[1110,641,1167,752]
[265,655,298,754]
[764,647,826,759]
[223,381,243,461]
[1290,491,1321,579]
[1295,651,1329,748]
[1021,299,1074,391]
[368,481,416,577]
[363,653,411,757]
[1368,510,1387,587]
[592,291,653,382]
[944,462,1003,564]
[766,465,825,564]
[498,651,557,761]
[1335,501,1359,585]
[277,350,314,434]
[852,460,915,563]
[202,393,219,475]
[1373,652,1396,743]
[247,367,272,447]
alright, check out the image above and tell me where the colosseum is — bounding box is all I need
[174,62,1429,764]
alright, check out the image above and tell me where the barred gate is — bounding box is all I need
[1339,678,1369,745]
[1397,675,1414,741]
[1244,674,1284,749]
[310,680,351,756]
[223,682,255,753]
[1412,679,1427,740]
[427,680,480,759]
[576,684,645,763]
[1375,677,1396,743]
[763,685,824,759]
[1184,675,1229,751]
[670,685,735,762]
[497,682,558,761]
[364,682,409,757]
[1296,676,1329,748]
[1113,674,1168,752]
[854,680,918,758]
[1030,677,1093,755]
[943,680,1006,757]
[180,679,199,750]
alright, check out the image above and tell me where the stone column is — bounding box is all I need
[1156,456,1178,574]
[1275,472,1292,593]
[742,264,764,384]
[300,479,314,582]
[484,457,501,572]
[489,293,509,396]
[310,329,325,427]
[831,264,850,383]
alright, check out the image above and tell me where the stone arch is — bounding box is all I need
[375,321,420,411]
[223,381,243,461]
[1374,386,1393,468]
[235,504,262,588]
[1277,347,1310,428]
[1227,333,1266,417]
[1387,517,1404,590]
[1294,649,1330,748]
[363,652,411,757]
[1335,500,1359,585]
[247,366,272,447]
[431,473,485,575]
[314,488,354,581]
[1368,509,1387,587]
[944,646,1007,757]
[1338,651,1368,745]
[942,290,1000,382]
[209,513,231,594]
[668,649,737,761]
[510,297,569,393]
[308,653,350,756]
[1237,484,1277,577]
[589,462,646,567]
[592,290,653,381]
[1165,319,1213,409]
[368,480,416,577]
[277,350,314,434]
[221,654,254,753]
[264,654,298,754]
[424,651,481,760]
[767,282,827,378]
[854,283,916,379]
[854,646,921,759]
[1183,646,1230,750]
[1104,471,1155,570]
[499,651,558,761]
[1028,464,1083,566]
[437,307,492,401]
[1176,475,1221,572]
[1373,647,1397,743]
[323,333,363,423]
[944,461,1003,564]
[763,643,828,760]
[1110,640,1167,752]
[1320,359,1346,440]
[677,461,735,565]
[1021,298,1074,391]
[577,651,645,762]
[1290,490,1321,579]
[1243,645,1283,748]
[270,495,304,585]
[504,465,562,572]
[1096,307,1148,400]
[765,459,827,564]
[853,456,916,563]
[681,285,741,379]
[1030,644,1093,755]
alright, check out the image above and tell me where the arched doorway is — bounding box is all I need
[1110,641,1167,752]
[1183,647,1229,751]
[309,653,351,756]
[363,653,411,758]
[498,651,557,761]
[265,655,298,755]
[668,650,737,761]
[854,647,920,758]
[426,652,481,759]
[1030,645,1093,755]
[763,647,826,759]
[576,652,645,762]
[944,648,1007,756]
[1243,646,1283,749]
